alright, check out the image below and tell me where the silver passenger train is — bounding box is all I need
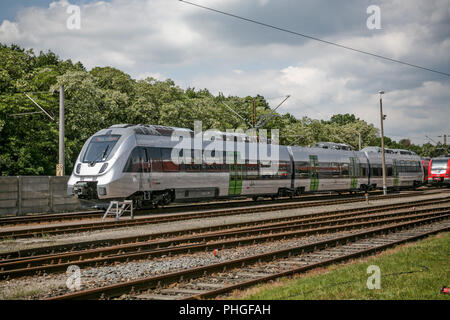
[68,124,424,208]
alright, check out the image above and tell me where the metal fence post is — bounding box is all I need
[48,176,54,212]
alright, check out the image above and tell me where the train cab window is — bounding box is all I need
[431,159,448,170]
[83,135,120,163]
[294,161,309,178]
[161,148,180,172]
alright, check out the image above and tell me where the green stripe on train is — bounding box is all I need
[309,155,319,191]
[228,152,243,195]
[350,157,358,189]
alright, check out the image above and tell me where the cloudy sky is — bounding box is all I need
[0,0,449,145]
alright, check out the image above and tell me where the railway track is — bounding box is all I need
[2,196,448,261]
[46,215,449,300]
[0,190,400,227]
[0,198,450,279]
[0,203,448,280]
[0,191,436,240]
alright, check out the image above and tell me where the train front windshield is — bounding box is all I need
[431,159,448,170]
[83,135,121,163]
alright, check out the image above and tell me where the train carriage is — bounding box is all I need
[68,124,424,209]
[290,146,369,194]
[362,147,423,189]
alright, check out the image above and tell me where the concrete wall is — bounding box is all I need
[0,176,82,216]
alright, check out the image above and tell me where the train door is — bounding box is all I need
[228,151,243,195]
[309,155,319,191]
[139,147,150,193]
[393,159,399,187]
[349,157,359,189]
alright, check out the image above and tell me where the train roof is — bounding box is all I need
[431,156,450,160]
[313,142,353,151]
[390,148,418,156]
[360,146,417,155]
[106,124,265,143]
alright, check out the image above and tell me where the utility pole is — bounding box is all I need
[379,91,387,195]
[252,97,256,128]
[18,90,64,176]
[438,134,449,155]
[57,85,65,176]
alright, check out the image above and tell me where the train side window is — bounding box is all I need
[147,147,162,172]
[161,148,180,172]
[185,149,202,172]
[124,147,142,173]
[387,166,393,176]
[317,162,329,178]
[341,163,349,177]
[245,160,259,180]
[360,163,367,177]
[140,147,150,173]
[371,166,380,177]
[278,161,290,179]
[295,161,309,178]
[331,162,340,177]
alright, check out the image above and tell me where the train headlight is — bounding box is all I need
[98,187,107,196]
[76,163,81,174]
[99,163,108,174]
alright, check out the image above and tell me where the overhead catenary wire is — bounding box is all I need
[179,0,450,77]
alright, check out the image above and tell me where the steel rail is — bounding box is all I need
[0,191,390,226]
[183,224,450,300]
[0,191,435,240]
[1,197,448,262]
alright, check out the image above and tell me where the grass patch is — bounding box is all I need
[235,232,450,300]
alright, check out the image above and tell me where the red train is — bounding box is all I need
[428,157,450,186]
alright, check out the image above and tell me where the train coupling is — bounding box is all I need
[73,181,99,200]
